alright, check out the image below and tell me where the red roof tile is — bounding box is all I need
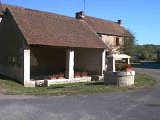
[83,16,128,36]
[2,4,107,49]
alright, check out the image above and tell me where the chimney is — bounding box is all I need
[117,20,122,26]
[75,11,85,19]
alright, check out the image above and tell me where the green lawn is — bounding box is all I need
[0,73,157,96]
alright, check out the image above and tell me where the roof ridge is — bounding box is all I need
[83,15,128,36]
[1,4,107,49]
[85,15,117,24]
[24,8,75,20]
[2,3,25,10]
[2,3,76,20]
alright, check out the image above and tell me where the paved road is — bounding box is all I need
[0,62,160,120]
[133,62,160,82]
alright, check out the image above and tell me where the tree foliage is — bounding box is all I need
[137,44,160,60]
[119,30,160,61]
[120,30,137,57]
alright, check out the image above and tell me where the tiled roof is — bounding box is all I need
[2,4,107,49]
[83,16,128,36]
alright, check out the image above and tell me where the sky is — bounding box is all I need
[1,0,160,45]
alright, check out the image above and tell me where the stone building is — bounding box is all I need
[0,4,130,87]
[0,4,107,87]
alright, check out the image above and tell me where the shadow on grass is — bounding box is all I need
[0,74,22,85]
[48,86,65,89]
[85,81,104,86]
[48,81,105,90]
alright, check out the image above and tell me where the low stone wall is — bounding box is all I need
[35,77,91,87]
[104,71,135,87]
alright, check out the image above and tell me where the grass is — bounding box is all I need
[134,73,157,88]
[0,73,157,96]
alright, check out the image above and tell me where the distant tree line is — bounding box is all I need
[120,30,160,62]
[136,44,160,61]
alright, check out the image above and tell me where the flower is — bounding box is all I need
[124,64,132,71]
[115,64,132,71]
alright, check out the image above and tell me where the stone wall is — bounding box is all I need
[0,11,24,83]
[104,71,135,87]
[30,46,66,76]
[74,48,103,75]
[101,34,123,47]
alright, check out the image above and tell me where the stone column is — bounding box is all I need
[112,59,116,72]
[102,50,106,75]
[127,58,130,64]
[23,49,33,87]
[124,58,130,64]
[65,49,74,79]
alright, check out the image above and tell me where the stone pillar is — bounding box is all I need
[65,49,74,79]
[24,49,34,87]
[102,50,106,75]
[124,58,130,64]
[127,58,130,64]
[112,59,116,72]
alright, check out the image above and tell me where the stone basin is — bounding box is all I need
[104,71,135,87]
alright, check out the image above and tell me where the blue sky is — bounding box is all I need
[1,0,160,45]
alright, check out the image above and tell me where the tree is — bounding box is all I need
[137,44,160,61]
[140,52,148,60]
[120,30,137,57]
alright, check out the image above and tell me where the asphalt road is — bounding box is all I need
[133,62,160,83]
[0,62,160,120]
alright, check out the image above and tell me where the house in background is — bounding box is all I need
[0,4,107,87]
[75,12,131,72]
[76,11,128,54]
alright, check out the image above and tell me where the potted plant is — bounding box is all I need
[74,72,81,78]
[50,74,58,80]
[123,64,132,71]
[81,72,88,77]
[58,72,64,79]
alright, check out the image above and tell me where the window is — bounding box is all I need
[116,37,120,46]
